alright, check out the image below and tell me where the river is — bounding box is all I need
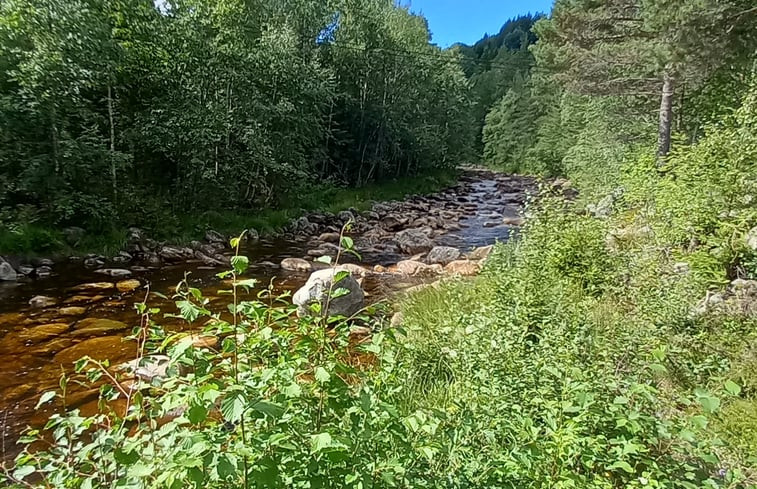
[0,169,534,462]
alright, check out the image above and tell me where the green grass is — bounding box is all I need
[0,168,459,257]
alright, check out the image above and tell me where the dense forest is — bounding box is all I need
[4,0,757,487]
[0,0,474,242]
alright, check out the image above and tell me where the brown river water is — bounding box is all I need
[0,170,534,462]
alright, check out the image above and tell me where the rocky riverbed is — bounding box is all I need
[0,169,540,461]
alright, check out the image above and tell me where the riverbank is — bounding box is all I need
[0,169,460,260]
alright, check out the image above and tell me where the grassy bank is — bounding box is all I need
[0,169,459,258]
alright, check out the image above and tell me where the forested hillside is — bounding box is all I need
[0,0,472,242]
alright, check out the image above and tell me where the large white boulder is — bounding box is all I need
[293,267,365,318]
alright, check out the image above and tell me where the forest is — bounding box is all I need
[3,0,757,487]
[0,0,477,250]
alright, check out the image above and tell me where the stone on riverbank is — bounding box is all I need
[395,228,433,254]
[426,246,461,265]
[0,257,17,281]
[444,260,480,277]
[293,267,365,318]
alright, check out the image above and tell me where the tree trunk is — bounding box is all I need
[657,72,675,158]
[107,84,117,201]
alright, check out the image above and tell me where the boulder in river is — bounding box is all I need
[72,318,129,337]
[281,258,312,272]
[35,266,52,278]
[94,268,133,279]
[502,216,524,227]
[426,246,461,265]
[0,257,17,281]
[395,228,433,255]
[29,295,58,309]
[293,267,365,318]
[18,323,70,343]
[70,282,115,292]
[117,279,141,293]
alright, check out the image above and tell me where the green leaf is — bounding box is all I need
[315,255,332,265]
[216,455,236,479]
[188,405,208,424]
[231,255,249,275]
[334,270,350,284]
[236,278,257,289]
[315,366,330,383]
[340,236,354,250]
[697,394,721,414]
[114,448,139,466]
[608,461,634,473]
[283,383,302,398]
[35,391,56,409]
[251,400,284,418]
[724,380,742,397]
[311,432,332,453]
[176,300,202,322]
[12,465,35,480]
[221,392,246,423]
[230,237,240,248]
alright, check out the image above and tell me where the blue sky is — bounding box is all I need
[405,0,554,47]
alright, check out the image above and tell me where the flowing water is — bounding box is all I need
[0,170,534,462]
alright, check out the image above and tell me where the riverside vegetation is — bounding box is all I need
[2,0,757,488]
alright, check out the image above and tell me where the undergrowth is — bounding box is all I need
[0,169,459,257]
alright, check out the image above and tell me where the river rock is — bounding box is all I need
[246,228,260,243]
[469,245,494,261]
[117,355,171,382]
[58,306,87,316]
[0,257,17,281]
[72,318,130,337]
[29,296,58,309]
[338,210,355,224]
[394,260,443,277]
[54,336,132,365]
[426,246,461,265]
[84,257,105,268]
[18,265,34,276]
[293,267,365,317]
[111,251,133,265]
[94,268,132,279]
[35,266,53,278]
[205,230,226,245]
[159,246,191,262]
[18,323,70,343]
[117,279,141,293]
[395,228,433,255]
[319,232,341,243]
[70,282,115,292]
[502,216,525,226]
[444,260,480,277]
[281,258,312,272]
